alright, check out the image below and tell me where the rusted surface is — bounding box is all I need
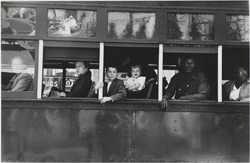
[1,100,249,162]
[134,111,249,162]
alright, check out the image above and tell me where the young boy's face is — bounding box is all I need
[131,67,141,78]
[107,67,118,81]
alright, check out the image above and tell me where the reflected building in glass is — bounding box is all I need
[108,12,156,40]
[168,13,214,41]
[47,9,97,38]
[226,15,249,42]
[1,7,36,36]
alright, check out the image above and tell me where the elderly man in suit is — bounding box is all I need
[4,56,33,91]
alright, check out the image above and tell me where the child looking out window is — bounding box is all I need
[94,66,126,104]
[125,64,146,92]
[125,64,148,98]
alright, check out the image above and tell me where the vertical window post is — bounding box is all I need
[98,42,104,100]
[218,45,223,102]
[158,44,163,101]
[37,40,44,99]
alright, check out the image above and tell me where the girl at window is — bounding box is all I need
[125,64,146,91]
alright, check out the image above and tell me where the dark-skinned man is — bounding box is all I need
[161,57,208,111]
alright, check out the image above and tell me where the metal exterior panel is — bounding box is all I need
[2,108,129,162]
[1,100,249,162]
[134,111,249,162]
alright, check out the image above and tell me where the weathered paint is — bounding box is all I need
[1,100,249,162]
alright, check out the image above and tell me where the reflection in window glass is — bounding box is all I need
[108,12,156,39]
[1,40,35,91]
[1,7,36,36]
[168,13,214,40]
[43,69,63,97]
[47,9,97,38]
[43,67,99,97]
[226,15,249,42]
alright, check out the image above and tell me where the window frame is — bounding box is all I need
[223,10,249,45]
[1,2,249,103]
[1,39,39,99]
[163,45,219,101]
[41,40,101,99]
[45,7,98,40]
[105,8,160,43]
[164,9,218,45]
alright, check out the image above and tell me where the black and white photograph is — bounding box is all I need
[1,1,249,162]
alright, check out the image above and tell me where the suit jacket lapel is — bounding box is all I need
[103,82,108,96]
[11,74,19,89]
[108,79,117,95]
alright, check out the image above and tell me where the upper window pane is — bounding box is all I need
[108,12,156,40]
[47,9,97,38]
[168,13,214,41]
[226,15,249,42]
[1,40,35,91]
[1,7,36,36]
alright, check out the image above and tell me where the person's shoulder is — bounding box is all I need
[114,79,124,84]
[19,73,33,79]
[138,76,146,80]
[193,71,206,79]
[171,73,181,80]
[223,80,234,87]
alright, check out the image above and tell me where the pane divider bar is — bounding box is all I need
[158,44,163,101]
[37,40,44,99]
[218,45,223,102]
[98,42,104,100]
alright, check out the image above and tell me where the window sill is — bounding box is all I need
[2,98,249,113]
